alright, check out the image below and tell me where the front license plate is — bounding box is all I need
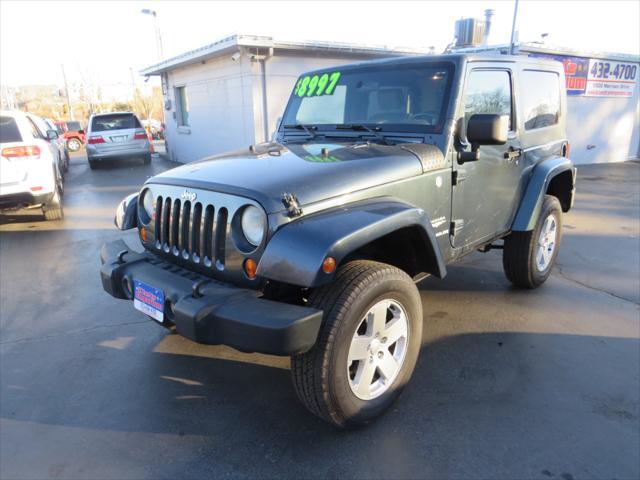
[133,280,165,323]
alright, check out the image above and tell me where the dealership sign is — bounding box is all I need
[585,59,638,97]
[530,53,638,97]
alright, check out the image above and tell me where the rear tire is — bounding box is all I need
[142,153,151,165]
[291,260,423,428]
[43,184,64,221]
[503,195,562,288]
[88,158,98,169]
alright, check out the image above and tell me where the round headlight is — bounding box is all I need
[140,189,154,223]
[241,205,266,247]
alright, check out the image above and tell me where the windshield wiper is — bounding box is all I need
[335,124,392,145]
[283,124,318,140]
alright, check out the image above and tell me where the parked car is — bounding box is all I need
[54,120,85,152]
[0,110,64,220]
[85,112,152,169]
[44,118,70,175]
[142,119,164,140]
[100,54,575,427]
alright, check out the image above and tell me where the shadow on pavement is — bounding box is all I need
[1,331,638,479]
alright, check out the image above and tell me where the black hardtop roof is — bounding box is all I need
[302,53,563,75]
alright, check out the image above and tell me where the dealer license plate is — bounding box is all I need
[133,280,165,323]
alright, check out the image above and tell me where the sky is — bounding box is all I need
[1,0,639,90]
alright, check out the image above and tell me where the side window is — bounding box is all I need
[175,86,190,127]
[464,70,513,136]
[26,117,44,139]
[521,70,561,130]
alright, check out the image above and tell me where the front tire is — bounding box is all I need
[291,260,423,428]
[503,195,563,288]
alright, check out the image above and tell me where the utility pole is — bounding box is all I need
[129,67,140,117]
[141,9,164,61]
[509,0,520,55]
[61,64,74,120]
[129,67,137,98]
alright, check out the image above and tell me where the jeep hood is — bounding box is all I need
[148,142,426,213]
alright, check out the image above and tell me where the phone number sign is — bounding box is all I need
[585,59,638,97]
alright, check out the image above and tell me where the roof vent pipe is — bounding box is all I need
[483,9,494,45]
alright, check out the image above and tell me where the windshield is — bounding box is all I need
[282,62,454,135]
[66,121,82,131]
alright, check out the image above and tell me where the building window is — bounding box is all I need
[175,86,190,126]
[463,70,513,136]
[521,70,561,130]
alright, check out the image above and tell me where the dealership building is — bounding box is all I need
[141,34,639,165]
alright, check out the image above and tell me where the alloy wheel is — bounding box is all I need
[347,299,409,400]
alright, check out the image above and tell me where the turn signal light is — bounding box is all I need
[1,145,41,158]
[244,258,258,279]
[322,256,337,274]
[139,228,147,242]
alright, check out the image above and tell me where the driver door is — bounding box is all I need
[451,67,523,248]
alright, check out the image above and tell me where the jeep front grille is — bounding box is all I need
[154,195,229,269]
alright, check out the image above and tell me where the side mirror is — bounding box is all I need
[114,194,139,230]
[46,129,59,140]
[467,114,509,145]
[78,129,85,135]
[459,114,509,163]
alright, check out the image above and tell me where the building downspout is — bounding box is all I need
[256,48,273,143]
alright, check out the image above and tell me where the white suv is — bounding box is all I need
[0,110,64,220]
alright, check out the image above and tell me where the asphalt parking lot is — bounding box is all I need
[1,150,638,480]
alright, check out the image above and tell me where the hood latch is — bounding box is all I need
[282,192,302,218]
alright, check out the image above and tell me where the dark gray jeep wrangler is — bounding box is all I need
[101,54,575,427]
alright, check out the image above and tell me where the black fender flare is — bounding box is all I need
[257,198,447,287]
[512,156,576,232]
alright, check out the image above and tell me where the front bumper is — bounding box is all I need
[100,239,323,356]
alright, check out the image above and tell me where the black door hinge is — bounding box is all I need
[450,220,463,236]
[452,170,466,186]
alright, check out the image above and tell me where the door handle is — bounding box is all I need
[504,147,522,160]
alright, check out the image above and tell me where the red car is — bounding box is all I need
[54,120,86,152]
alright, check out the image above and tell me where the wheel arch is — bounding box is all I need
[257,198,447,287]
[512,156,576,232]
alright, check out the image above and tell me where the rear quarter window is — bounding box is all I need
[0,116,22,143]
[91,114,141,132]
[521,70,561,130]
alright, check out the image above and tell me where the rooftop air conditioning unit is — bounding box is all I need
[455,18,486,47]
